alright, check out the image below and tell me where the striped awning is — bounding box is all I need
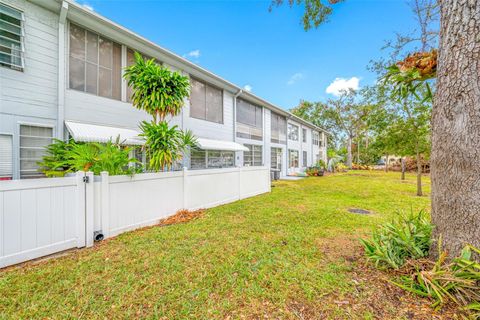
[65,121,144,145]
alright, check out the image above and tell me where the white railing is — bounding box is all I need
[0,167,270,268]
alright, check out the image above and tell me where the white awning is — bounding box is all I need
[196,138,249,152]
[65,121,144,145]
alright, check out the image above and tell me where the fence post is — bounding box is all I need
[100,171,110,239]
[238,166,242,200]
[183,167,188,210]
[85,171,95,247]
[75,171,86,248]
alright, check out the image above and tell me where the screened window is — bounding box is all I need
[243,144,262,166]
[302,151,307,167]
[236,99,262,141]
[302,128,307,143]
[271,147,282,170]
[0,3,24,70]
[271,113,286,144]
[19,125,53,179]
[190,78,223,124]
[288,124,299,141]
[0,134,13,180]
[69,23,121,100]
[312,132,320,146]
[190,149,234,169]
[288,150,299,168]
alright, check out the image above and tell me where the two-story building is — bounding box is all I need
[0,0,328,180]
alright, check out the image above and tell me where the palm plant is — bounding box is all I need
[124,52,190,123]
[140,121,196,171]
[124,51,195,171]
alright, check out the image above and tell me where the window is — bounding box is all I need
[312,132,320,146]
[288,124,299,141]
[69,23,122,100]
[190,78,223,124]
[190,149,234,169]
[271,113,286,144]
[126,48,162,102]
[288,150,299,168]
[236,99,262,141]
[243,144,262,166]
[19,125,53,179]
[0,134,13,180]
[302,128,307,143]
[0,3,24,70]
[302,151,307,167]
[271,147,282,170]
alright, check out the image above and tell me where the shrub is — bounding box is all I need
[39,139,141,177]
[305,166,324,177]
[392,244,480,311]
[335,163,348,172]
[360,210,433,269]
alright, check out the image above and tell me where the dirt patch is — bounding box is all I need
[310,236,464,319]
[159,209,205,226]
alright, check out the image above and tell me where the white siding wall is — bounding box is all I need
[0,0,59,121]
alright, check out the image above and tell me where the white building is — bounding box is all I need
[0,0,328,180]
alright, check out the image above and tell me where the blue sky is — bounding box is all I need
[76,0,415,110]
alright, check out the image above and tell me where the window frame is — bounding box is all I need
[243,144,263,167]
[0,2,25,71]
[270,112,286,144]
[271,147,282,170]
[17,122,54,179]
[67,22,122,101]
[302,151,307,167]
[302,128,307,143]
[288,123,299,141]
[190,148,235,169]
[189,77,224,124]
[288,149,299,168]
[236,98,263,141]
[0,133,13,180]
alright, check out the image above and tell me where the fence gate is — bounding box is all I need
[0,172,92,268]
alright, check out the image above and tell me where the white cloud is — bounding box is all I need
[82,3,94,11]
[185,49,200,59]
[325,77,360,96]
[243,84,252,92]
[287,72,304,85]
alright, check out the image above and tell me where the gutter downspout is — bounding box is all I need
[57,1,69,140]
[233,89,242,166]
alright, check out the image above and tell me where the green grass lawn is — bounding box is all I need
[0,171,438,319]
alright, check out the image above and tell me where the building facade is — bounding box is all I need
[0,0,328,180]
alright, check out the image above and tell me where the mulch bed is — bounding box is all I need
[159,209,205,226]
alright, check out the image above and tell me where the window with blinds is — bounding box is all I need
[69,23,122,100]
[302,151,307,167]
[312,132,320,146]
[190,149,234,169]
[0,3,24,70]
[302,128,307,143]
[19,125,53,179]
[243,144,262,166]
[270,113,286,144]
[0,134,13,180]
[236,99,262,141]
[190,78,223,124]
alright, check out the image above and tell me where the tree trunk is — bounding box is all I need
[416,151,423,196]
[431,0,480,257]
[401,157,406,180]
[347,136,353,168]
[357,138,360,164]
[384,155,389,173]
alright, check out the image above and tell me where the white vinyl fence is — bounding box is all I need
[0,167,270,267]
